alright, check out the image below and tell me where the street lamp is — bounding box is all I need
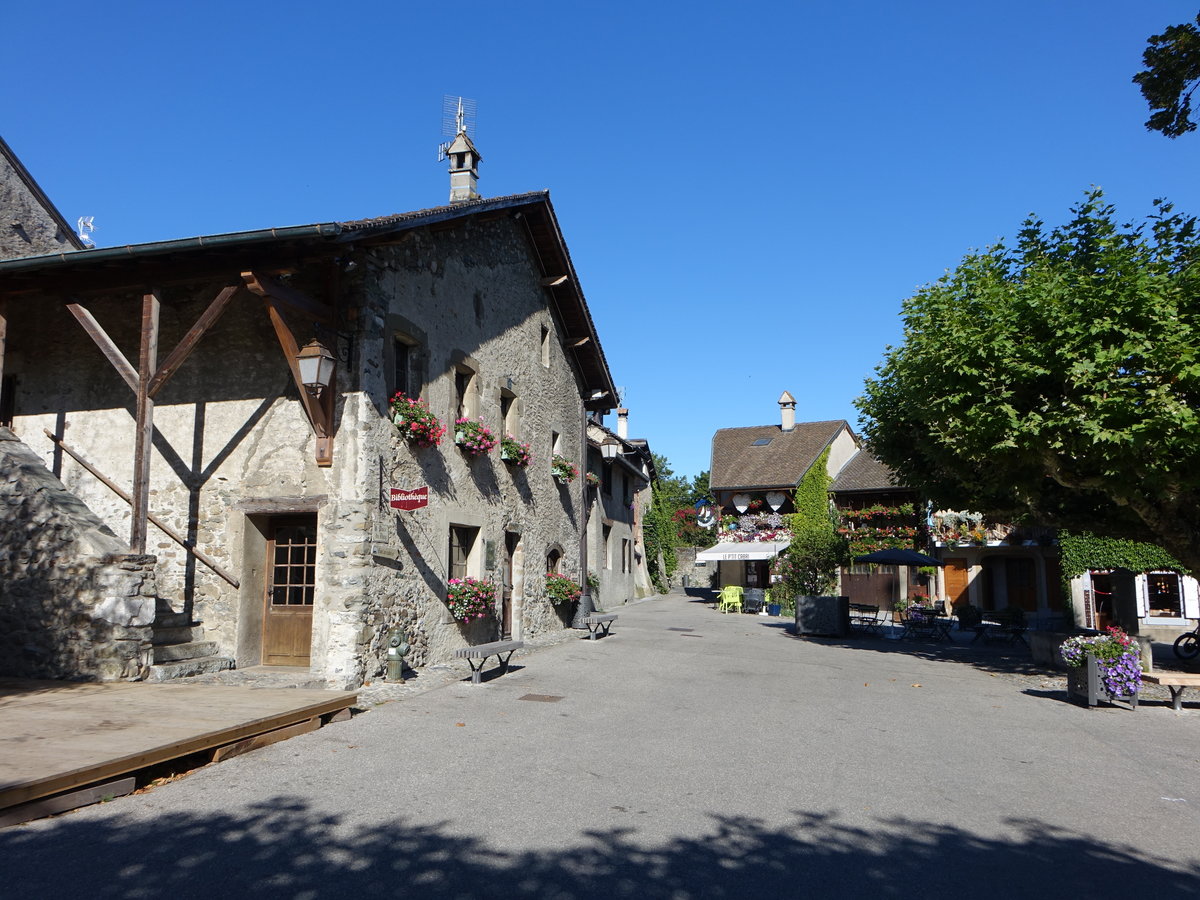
[600,436,621,462]
[296,339,336,397]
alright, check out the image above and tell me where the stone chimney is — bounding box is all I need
[778,391,796,432]
[616,408,629,439]
[446,131,481,204]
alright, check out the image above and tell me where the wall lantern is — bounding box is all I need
[296,339,336,397]
[600,437,621,462]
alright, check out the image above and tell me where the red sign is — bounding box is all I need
[390,486,429,511]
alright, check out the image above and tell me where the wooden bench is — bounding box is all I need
[584,613,617,640]
[453,640,524,684]
[1142,672,1200,711]
[849,603,883,635]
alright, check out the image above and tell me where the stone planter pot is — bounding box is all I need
[1066,652,1138,710]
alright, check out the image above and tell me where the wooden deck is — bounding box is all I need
[0,678,357,818]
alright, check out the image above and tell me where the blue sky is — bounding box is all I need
[7,1,1200,480]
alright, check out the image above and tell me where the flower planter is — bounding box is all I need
[1067,652,1138,710]
[766,603,782,617]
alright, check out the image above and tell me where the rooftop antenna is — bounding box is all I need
[615,386,627,406]
[437,95,477,161]
[76,216,96,249]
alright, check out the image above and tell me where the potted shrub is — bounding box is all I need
[772,525,850,636]
[500,435,532,467]
[551,455,578,484]
[454,418,498,456]
[545,572,581,606]
[446,577,496,621]
[390,392,446,448]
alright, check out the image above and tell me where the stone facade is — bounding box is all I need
[0,136,82,260]
[0,427,156,680]
[1,194,616,689]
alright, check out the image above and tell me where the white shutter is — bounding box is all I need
[1182,575,1200,620]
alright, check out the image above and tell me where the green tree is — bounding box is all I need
[1133,13,1200,138]
[857,190,1200,573]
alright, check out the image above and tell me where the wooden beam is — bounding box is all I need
[45,429,240,588]
[241,271,333,323]
[130,291,160,553]
[65,302,139,394]
[541,275,568,287]
[147,284,242,399]
[259,295,334,467]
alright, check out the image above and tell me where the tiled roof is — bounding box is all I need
[831,448,908,492]
[710,420,846,490]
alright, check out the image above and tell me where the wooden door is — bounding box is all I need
[263,516,317,666]
[944,558,969,609]
[1006,558,1037,612]
[501,533,519,639]
[842,564,897,607]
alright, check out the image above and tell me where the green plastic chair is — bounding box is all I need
[717,586,742,614]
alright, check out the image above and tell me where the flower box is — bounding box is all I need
[499,436,532,467]
[454,418,498,456]
[446,577,496,621]
[551,454,578,484]
[1061,627,1141,710]
[544,572,581,606]
[390,393,446,448]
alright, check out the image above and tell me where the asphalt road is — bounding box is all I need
[3,592,1199,899]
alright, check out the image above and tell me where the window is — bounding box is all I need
[551,430,561,456]
[546,546,562,574]
[500,388,519,437]
[752,438,772,446]
[454,365,477,419]
[449,525,479,581]
[393,337,413,398]
[601,467,612,497]
[602,525,611,569]
[622,539,632,574]
[1147,572,1183,617]
[540,326,550,368]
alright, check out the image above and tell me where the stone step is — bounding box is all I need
[145,656,234,683]
[152,641,221,664]
[151,625,201,646]
[153,611,195,629]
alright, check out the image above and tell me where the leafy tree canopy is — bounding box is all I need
[1134,13,1200,138]
[857,190,1200,573]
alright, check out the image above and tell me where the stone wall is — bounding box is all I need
[0,427,156,680]
[674,547,718,593]
[0,141,79,259]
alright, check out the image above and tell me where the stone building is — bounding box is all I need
[0,188,619,688]
[0,134,84,260]
[583,410,656,608]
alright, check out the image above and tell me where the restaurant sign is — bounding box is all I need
[389,486,429,511]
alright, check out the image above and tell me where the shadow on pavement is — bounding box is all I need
[770,620,1051,677]
[3,802,1195,899]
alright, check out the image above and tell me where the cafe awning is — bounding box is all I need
[696,541,790,562]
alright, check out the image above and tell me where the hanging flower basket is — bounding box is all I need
[446,577,496,621]
[390,392,446,448]
[551,454,578,483]
[544,572,581,606]
[585,472,600,487]
[1061,627,1141,709]
[500,435,533,467]
[454,418,498,456]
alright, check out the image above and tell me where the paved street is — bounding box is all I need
[3,592,1199,898]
